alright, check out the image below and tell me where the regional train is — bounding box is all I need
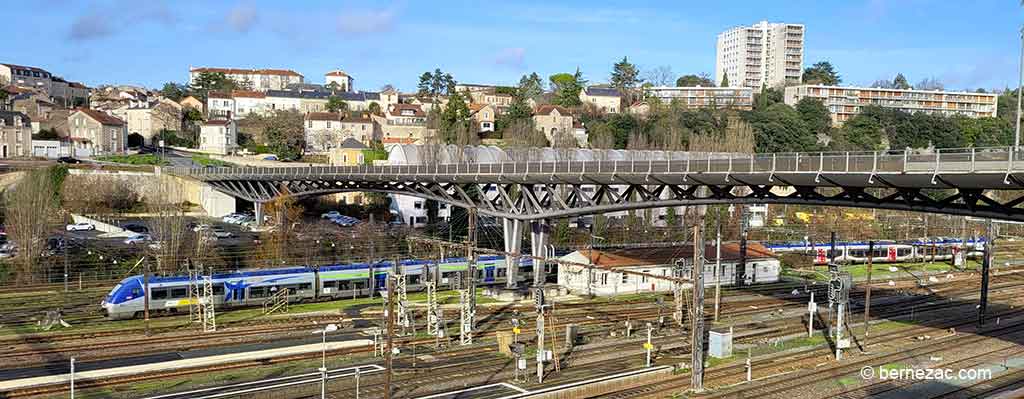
[764,238,987,265]
[101,255,534,320]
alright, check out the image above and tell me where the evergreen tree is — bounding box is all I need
[720,75,730,87]
[610,56,641,90]
[802,61,842,85]
[892,73,911,90]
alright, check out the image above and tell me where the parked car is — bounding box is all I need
[123,234,152,245]
[57,157,82,164]
[330,215,361,227]
[321,211,342,219]
[66,222,95,232]
[191,223,211,232]
[262,155,279,161]
[123,223,149,234]
[211,228,233,238]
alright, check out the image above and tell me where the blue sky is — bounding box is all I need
[6,0,1021,92]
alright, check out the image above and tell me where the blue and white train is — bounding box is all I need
[765,238,986,265]
[101,255,534,320]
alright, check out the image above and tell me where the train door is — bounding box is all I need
[374,272,387,290]
[887,247,897,262]
[484,266,495,282]
[815,248,827,264]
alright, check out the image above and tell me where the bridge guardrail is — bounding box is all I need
[164,146,1024,180]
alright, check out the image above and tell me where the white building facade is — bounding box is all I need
[199,119,238,155]
[784,84,999,126]
[716,21,804,89]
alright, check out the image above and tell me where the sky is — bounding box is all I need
[6,0,1022,93]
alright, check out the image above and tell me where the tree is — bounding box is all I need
[260,188,304,265]
[326,96,348,113]
[802,61,841,85]
[892,73,911,90]
[503,119,546,147]
[148,178,190,274]
[795,97,832,138]
[915,77,944,91]
[517,73,545,102]
[439,90,472,143]
[744,103,817,153]
[368,102,382,116]
[552,68,586,108]
[5,166,64,282]
[870,79,895,89]
[240,110,306,160]
[720,74,730,87]
[326,82,342,93]
[417,68,456,98]
[956,117,1012,147]
[159,82,187,102]
[754,87,784,110]
[189,72,242,101]
[676,73,714,87]
[610,56,642,91]
[642,65,674,87]
[834,113,885,150]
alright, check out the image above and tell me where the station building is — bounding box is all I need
[557,243,780,296]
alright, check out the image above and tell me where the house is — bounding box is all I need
[468,103,495,133]
[0,111,31,158]
[579,87,622,113]
[627,101,650,116]
[557,244,780,296]
[189,67,303,91]
[199,119,238,155]
[327,138,373,205]
[379,104,431,144]
[0,64,89,107]
[12,92,59,133]
[110,99,182,146]
[67,109,127,157]
[179,96,204,112]
[532,105,573,143]
[325,70,354,92]
[572,121,588,147]
[206,91,235,119]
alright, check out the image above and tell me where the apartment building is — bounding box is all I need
[68,109,127,156]
[189,67,303,91]
[0,111,31,158]
[0,64,89,106]
[579,87,622,113]
[716,21,804,89]
[304,112,376,152]
[199,119,238,155]
[110,99,183,146]
[783,84,999,125]
[377,104,431,144]
[325,70,354,92]
[643,86,754,110]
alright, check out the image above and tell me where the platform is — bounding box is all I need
[0,339,373,392]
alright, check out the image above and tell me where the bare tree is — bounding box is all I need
[260,187,304,266]
[148,178,190,274]
[504,119,547,148]
[642,65,675,87]
[5,168,61,282]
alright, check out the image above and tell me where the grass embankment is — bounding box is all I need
[191,155,234,167]
[784,260,981,282]
[95,154,168,165]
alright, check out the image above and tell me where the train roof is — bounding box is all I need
[765,237,985,249]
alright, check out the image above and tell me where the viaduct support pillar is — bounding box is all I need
[253,202,264,226]
[530,219,550,286]
[503,218,523,289]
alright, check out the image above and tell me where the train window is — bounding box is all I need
[497,268,506,277]
[131,287,141,297]
[213,284,225,296]
[250,287,267,298]
[408,275,421,285]
[298,283,312,290]
[339,281,351,290]
[323,281,338,289]
[152,288,168,300]
[170,288,187,298]
[352,281,364,290]
[897,248,911,256]
[873,248,887,257]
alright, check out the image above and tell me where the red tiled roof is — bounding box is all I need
[208,91,233,99]
[325,70,349,77]
[191,67,302,77]
[344,115,373,124]
[74,108,124,126]
[306,112,343,121]
[534,104,570,116]
[468,103,491,112]
[203,119,231,126]
[388,104,426,118]
[579,242,774,269]
[231,90,265,98]
[383,137,418,144]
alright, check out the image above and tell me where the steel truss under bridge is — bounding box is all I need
[167,147,1024,222]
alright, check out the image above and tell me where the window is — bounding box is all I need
[414,201,423,209]
[622,274,628,283]
[152,288,169,300]
[601,273,608,285]
[308,120,313,128]
[298,283,312,290]
[170,287,187,298]
[327,121,332,128]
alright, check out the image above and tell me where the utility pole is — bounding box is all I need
[384,275,395,399]
[691,225,705,393]
[63,243,69,292]
[143,260,151,336]
[460,207,478,345]
[1016,25,1024,149]
[714,210,722,323]
[535,287,546,383]
[980,219,994,326]
[737,206,748,286]
[864,241,874,338]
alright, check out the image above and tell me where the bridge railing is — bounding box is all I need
[164,146,1023,178]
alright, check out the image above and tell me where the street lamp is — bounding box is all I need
[312,324,338,399]
[1017,26,1024,149]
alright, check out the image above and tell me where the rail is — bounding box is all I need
[164,146,1024,182]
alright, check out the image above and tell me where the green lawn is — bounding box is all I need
[191,155,233,167]
[794,260,981,281]
[95,153,168,165]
